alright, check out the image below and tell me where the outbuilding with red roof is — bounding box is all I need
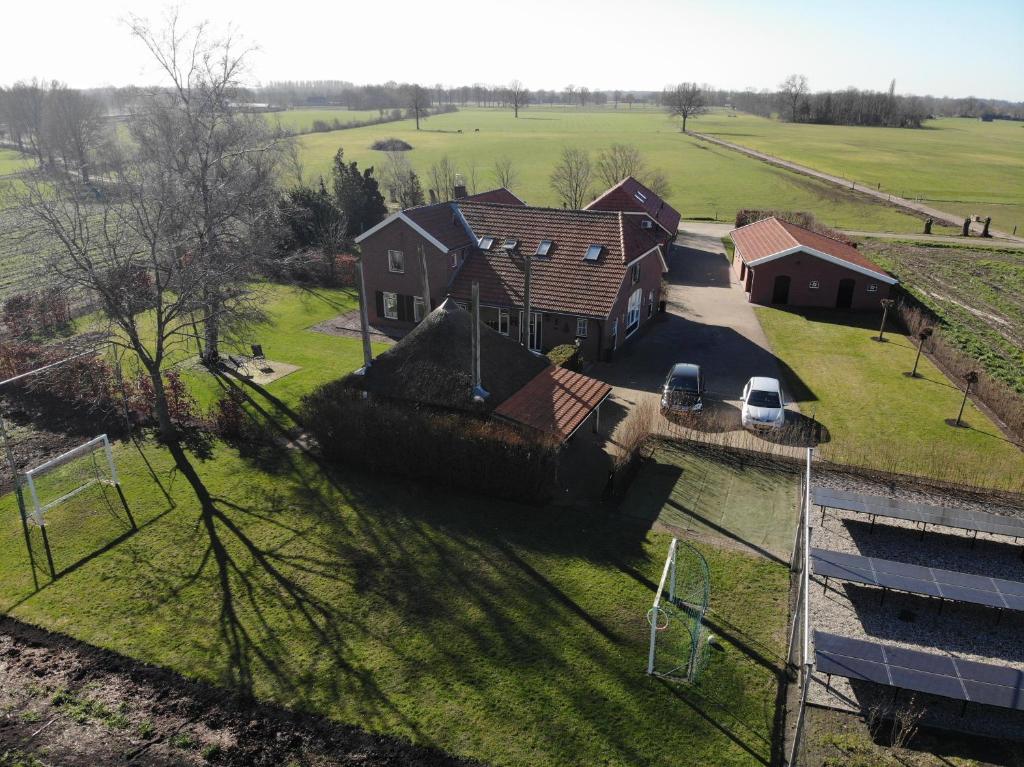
[730,217,897,310]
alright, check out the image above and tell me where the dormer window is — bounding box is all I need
[536,239,553,256]
[584,244,603,262]
[478,236,495,250]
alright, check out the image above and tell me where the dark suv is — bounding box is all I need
[661,363,705,415]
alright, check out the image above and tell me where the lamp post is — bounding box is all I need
[955,371,979,427]
[875,298,896,342]
[910,327,933,378]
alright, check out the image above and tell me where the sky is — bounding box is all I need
[3,0,1023,100]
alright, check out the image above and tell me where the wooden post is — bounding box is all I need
[955,371,978,426]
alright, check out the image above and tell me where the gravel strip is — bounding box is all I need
[805,469,1024,739]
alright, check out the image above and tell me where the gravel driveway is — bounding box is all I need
[593,227,806,448]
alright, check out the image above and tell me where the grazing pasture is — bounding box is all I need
[694,112,1024,233]
[297,107,924,232]
[268,108,393,133]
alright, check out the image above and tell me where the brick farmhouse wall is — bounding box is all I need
[733,248,893,310]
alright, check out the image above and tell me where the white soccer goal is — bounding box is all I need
[646,537,710,681]
[23,434,120,527]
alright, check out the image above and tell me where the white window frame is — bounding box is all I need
[519,310,542,351]
[450,252,458,268]
[626,288,642,335]
[498,308,510,335]
[576,317,588,337]
[414,296,426,322]
[648,290,655,317]
[383,291,399,320]
[387,249,405,274]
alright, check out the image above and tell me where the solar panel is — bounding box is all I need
[813,487,1024,539]
[811,548,1024,614]
[814,631,1024,711]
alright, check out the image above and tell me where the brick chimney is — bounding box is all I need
[453,173,467,199]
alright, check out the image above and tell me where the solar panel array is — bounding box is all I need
[812,487,1024,539]
[814,631,1024,711]
[811,548,1024,612]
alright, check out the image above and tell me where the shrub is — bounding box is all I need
[546,344,579,369]
[2,288,72,339]
[302,380,560,502]
[371,138,413,152]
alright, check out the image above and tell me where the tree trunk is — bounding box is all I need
[202,296,221,364]
[681,114,688,133]
[148,366,176,442]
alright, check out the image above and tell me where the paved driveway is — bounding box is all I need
[593,227,807,443]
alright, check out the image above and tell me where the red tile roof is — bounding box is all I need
[731,217,893,280]
[449,203,664,318]
[403,203,476,251]
[460,188,527,206]
[494,366,611,441]
[585,176,681,236]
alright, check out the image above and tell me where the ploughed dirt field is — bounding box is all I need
[862,242,1024,394]
[0,618,479,767]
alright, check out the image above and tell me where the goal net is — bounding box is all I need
[23,434,120,527]
[646,538,710,682]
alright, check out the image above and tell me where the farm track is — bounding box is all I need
[689,131,1024,243]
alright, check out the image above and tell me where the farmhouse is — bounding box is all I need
[730,217,897,309]
[354,298,611,441]
[354,181,675,361]
[585,176,680,252]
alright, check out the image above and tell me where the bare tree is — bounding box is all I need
[624,93,636,109]
[46,84,106,183]
[127,11,287,364]
[779,74,809,122]
[549,147,593,209]
[6,80,50,167]
[405,83,430,130]
[663,82,707,132]
[465,157,480,195]
[492,156,518,190]
[578,86,590,107]
[428,155,459,202]
[380,151,425,208]
[643,169,672,198]
[18,147,207,441]
[596,143,645,188]
[507,80,529,118]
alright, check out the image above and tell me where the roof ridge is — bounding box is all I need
[777,217,852,248]
[458,200,621,218]
[618,211,626,262]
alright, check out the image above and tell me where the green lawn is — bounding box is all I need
[755,307,1024,490]
[0,148,32,176]
[0,429,789,767]
[694,112,1024,233]
[622,442,798,561]
[297,107,922,232]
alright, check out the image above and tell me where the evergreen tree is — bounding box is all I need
[331,148,387,237]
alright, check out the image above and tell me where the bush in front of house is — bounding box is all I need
[302,379,561,502]
[546,344,579,370]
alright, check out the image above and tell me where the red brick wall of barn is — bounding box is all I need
[743,250,893,310]
[359,219,464,323]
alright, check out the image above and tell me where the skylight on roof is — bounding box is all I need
[584,245,603,262]
[536,239,553,256]
[478,236,495,250]
[503,238,518,251]
[634,190,647,203]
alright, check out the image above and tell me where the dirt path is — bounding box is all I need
[688,132,1024,243]
[0,617,480,767]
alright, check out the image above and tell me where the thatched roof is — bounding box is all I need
[353,298,548,413]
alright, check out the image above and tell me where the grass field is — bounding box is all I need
[755,307,1024,490]
[267,108,392,133]
[297,107,923,232]
[0,148,32,176]
[694,112,1024,233]
[861,242,1024,395]
[0,397,789,767]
